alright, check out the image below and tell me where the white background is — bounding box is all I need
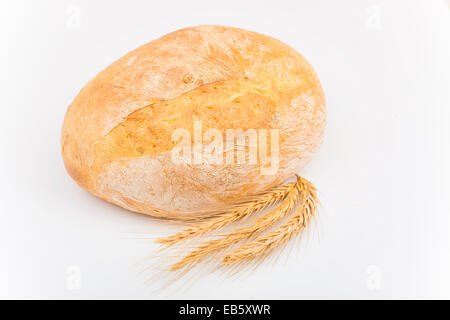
[1,0,449,299]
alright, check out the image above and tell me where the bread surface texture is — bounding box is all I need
[61,25,325,217]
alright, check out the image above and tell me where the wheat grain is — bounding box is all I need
[169,179,301,271]
[222,175,317,268]
[157,181,296,246]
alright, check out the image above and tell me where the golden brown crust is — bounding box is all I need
[61,25,325,217]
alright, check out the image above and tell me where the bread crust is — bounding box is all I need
[61,25,325,217]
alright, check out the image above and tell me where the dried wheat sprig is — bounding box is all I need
[222,175,317,268]
[156,181,296,246]
[169,179,302,271]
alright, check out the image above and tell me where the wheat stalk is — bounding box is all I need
[156,181,296,246]
[221,175,317,268]
[169,179,301,271]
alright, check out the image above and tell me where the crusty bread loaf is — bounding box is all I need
[61,25,325,219]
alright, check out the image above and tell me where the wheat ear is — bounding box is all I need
[169,180,301,271]
[222,175,317,268]
[156,182,295,246]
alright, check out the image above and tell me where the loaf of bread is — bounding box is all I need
[61,25,325,219]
